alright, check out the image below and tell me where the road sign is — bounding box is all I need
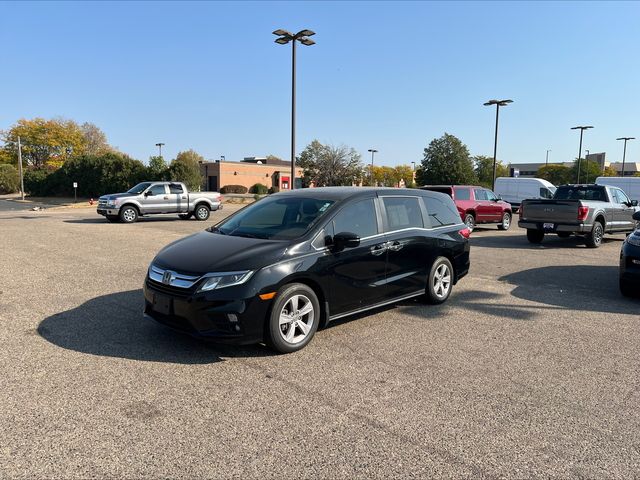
[73,182,78,188]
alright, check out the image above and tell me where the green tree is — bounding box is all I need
[415,133,476,186]
[474,155,509,188]
[297,140,363,187]
[394,165,415,187]
[169,149,204,191]
[0,164,19,194]
[1,117,86,168]
[537,164,572,185]
[569,158,602,184]
[602,166,618,177]
[147,155,169,180]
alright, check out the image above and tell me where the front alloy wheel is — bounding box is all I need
[119,206,138,223]
[498,212,511,230]
[267,283,320,353]
[425,257,454,304]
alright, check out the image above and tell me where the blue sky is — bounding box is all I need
[1,1,639,167]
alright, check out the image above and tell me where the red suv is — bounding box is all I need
[421,185,513,232]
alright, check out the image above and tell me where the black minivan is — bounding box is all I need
[143,187,470,353]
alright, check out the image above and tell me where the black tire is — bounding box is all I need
[526,229,544,244]
[620,279,635,297]
[424,256,454,305]
[106,215,119,223]
[178,213,192,220]
[585,221,604,248]
[119,206,138,223]
[557,232,571,238]
[194,204,210,221]
[464,213,475,232]
[266,283,320,353]
[497,212,511,230]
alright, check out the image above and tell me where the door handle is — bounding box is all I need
[387,241,403,252]
[181,196,187,200]
[163,196,169,200]
[370,243,388,256]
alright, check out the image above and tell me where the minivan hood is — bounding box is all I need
[152,231,289,274]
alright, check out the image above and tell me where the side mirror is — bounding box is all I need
[332,232,360,250]
[630,200,638,207]
[633,211,640,221]
[145,190,153,197]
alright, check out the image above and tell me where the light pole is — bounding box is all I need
[616,137,635,177]
[17,136,24,200]
[571,126,593,183]
[273,28,316,189]
[585,149,590,183]
[368,149,378,186]
[545,149,551,166]
[483,99,513,191]
[155,142,165,158]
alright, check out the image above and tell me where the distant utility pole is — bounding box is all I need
[616,137,635,177]
[545,149,551,166]
[155,142,165,158]
[368,149,378,186]
[17,136,25,200]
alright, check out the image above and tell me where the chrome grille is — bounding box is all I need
[148,265,201,289]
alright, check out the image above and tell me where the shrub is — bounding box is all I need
[268,186,280,194]
[23,167,53,195]
[0,164,19,194]
[249,183,268,194]
[220,184,248,194]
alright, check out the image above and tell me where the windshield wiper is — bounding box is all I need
[233,232,265,239]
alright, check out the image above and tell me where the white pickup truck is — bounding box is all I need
[97,181,222,223]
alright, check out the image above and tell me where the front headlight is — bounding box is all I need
[107,200,116,207]
[627,233,640,247]
[197,270,254,292]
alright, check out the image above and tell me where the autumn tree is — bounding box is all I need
[80,122,113,155]
[537,164,571,185]
[169,149,204,190]
[415,133,476,186]
[297,140,363,187]
[1,118,86,168]
[602,166,618,177]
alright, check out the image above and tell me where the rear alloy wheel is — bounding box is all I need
[585,221,604,248]
[464,214,475,232]
[620,279,635,297]
[119,206,138,223]
[267,283,320,353]
[526,229,544,244]
[498,212,511,230]
[425,257,454,305]
[194,205,210,221]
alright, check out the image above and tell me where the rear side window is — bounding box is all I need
[454,188,471,200]
[382,197,423,231]
[333,199,378,238]
[423,195,460,227]
[169,183,184,194]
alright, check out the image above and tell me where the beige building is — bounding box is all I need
[200,157,304,192]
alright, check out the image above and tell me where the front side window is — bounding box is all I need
[423,195,460,227]
[474,189,488,201]
[485,190,498,201]
[332,199,378,238]
[215,196,335,240]
[148,184,167,196]
[615,189,630,204]
[383,197,423,231]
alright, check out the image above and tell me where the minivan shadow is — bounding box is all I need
[37,289,274,364]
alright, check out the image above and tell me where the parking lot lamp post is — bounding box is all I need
[571,126,593,183]
[616,137,635,178]
[368,149,378,186]
[483,99,513,191]
[546,149,551,166]
[585,149,590,183]
[17,136,25,200]
[273,29,316,190]
[155,142,165,159]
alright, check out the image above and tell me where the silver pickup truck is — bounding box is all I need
[97,181,222,223]
[518,184,640,247]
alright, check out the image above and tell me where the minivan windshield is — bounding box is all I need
[127,182,153,194]
[213,195,336,240]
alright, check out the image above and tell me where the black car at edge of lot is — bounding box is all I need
[620,211,640,297]
[143,187,471,353]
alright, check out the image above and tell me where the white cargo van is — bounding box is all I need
[595,177,640,202]
[494,177,556,211]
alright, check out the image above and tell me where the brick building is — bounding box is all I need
[200,157,304,192]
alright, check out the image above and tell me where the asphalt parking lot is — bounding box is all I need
[1,203,639,478]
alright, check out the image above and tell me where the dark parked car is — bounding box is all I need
[143,187,471,353]
[619,211,640,297]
